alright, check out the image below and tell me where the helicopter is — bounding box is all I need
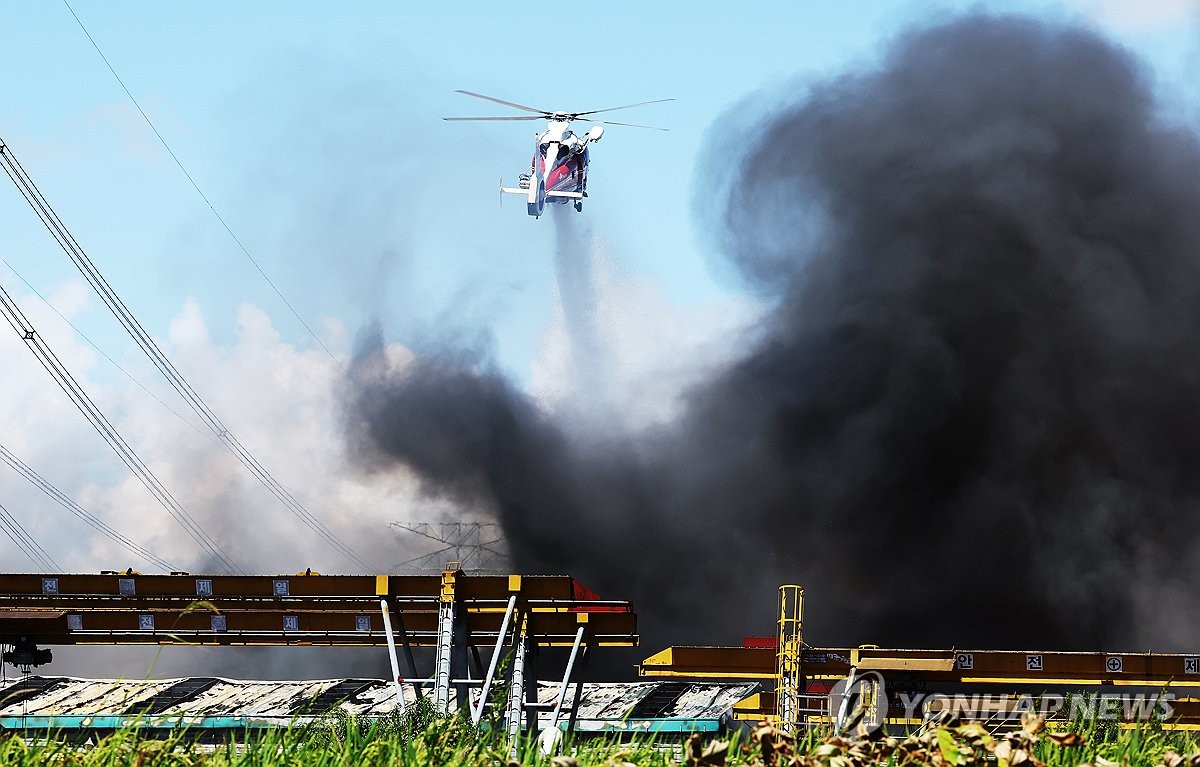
[444,90,672,218]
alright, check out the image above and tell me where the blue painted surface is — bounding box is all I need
[0,715,262,730]
[557,718,723,733]
[0,713,723,733]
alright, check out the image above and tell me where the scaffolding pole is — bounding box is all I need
[776,584,804,733]
[433,566,459,714]
[380,598,405,710]
[472,594,517,724]
[545,623,586,750]
[505,612,529,758]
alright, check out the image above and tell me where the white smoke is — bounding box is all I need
[0,277,450,576]
[1063,0,1200,31]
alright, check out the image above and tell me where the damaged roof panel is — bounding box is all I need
[0,676,757,733]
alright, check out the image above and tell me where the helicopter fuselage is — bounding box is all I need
[513,119,595,217]
[446,90,669,218]
[533,126,589,200]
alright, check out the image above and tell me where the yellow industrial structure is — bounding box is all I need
[0,567,637,736]
[641,589,1200,729]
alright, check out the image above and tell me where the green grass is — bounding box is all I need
[3,708,1200,767]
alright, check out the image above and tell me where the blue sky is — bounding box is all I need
[1,0,1195,387]
[0,1,1195,675]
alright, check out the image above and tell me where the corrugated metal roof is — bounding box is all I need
[535,682,759,732]
[0,676,757,733]
[0,677,177,716]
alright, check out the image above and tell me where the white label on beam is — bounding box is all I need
[1186,657,1200,675]
[273,579,290,596]
[195,579,213,597]
[42,578,59,595]
[1106,656,1124,673]
[138,614,155,631]
[956,652,974,670]
[211,615,227,632]
[355,615,371,632]
[1026,654,1044,671]
[67,614,82,631]
[283,615,299,632]
[119,578,136,596]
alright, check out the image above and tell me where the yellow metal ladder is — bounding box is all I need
[776,585,804,733]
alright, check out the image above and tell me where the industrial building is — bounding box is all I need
[0,676,758,738]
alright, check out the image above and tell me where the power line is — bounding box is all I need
[0,444,178,572]
[0,500,58,572]
[390,522,508,572]
[60,0,341,366]
[57,2,379,573]
[1,258,342,516]
[0,279,239,573]
[0,256,208,439]
[0,139,374,573]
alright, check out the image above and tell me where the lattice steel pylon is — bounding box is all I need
[776,584,805,733]
[390,522,508,572]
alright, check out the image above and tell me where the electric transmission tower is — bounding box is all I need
[390,522,508,572]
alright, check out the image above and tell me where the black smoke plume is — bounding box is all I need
[345,13,1200,658]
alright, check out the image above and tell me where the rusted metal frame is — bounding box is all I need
[0,607,633,650]
[1,573,621,603]
[0,600,630,613]
[11,609,631,634]
[7,574,418,597]
[0,597,443,612]
[639,645,777,677]
[643,646,1200,686]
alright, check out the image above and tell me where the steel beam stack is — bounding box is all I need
[0,566,636,740]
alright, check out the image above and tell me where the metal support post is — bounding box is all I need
[546,624,586,742]
[393,609,423,699]
[473,594,517,725]
[505,612,529,756]
[834,662,858,732]
[433,567,458,714]
[525,640,540,733]
[453,608,470,712]
[380,598,405,710]
[565,645,589,737]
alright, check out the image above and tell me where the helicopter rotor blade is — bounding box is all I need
[443,116,546,121]
[573,98,675,118]
[596,119,670,131]
[454,90,550,115]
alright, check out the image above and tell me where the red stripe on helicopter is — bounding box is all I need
[547,163,576,190]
